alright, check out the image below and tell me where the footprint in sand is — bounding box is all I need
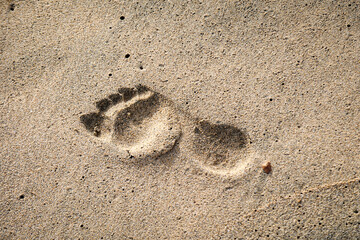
[80,85,181,159]
[189,120,252,176]
[80,85,252,176]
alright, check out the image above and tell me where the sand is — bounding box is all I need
[1,0,359,239]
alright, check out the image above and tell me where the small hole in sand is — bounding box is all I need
[19,194,25,199]
[9,4,15,11]
[125,54,130,58]
[120,16,125,20]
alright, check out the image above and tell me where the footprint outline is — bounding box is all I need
[80,84,253,176]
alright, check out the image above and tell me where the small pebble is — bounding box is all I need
[262,161,272,174]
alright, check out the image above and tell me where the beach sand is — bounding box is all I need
[1,0,359,239]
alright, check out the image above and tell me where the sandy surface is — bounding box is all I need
[1,0,359,239]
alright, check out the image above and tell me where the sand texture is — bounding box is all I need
[1,0,359,239]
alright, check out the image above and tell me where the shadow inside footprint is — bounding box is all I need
[80,112,104,136]
[192,120,250,170]
[113,94,161,143]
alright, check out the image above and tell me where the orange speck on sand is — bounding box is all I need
[262,161,272,174]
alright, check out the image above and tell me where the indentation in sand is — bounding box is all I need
[189,119,253,176]
[80,85,253,176]
[80,85,181,159]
